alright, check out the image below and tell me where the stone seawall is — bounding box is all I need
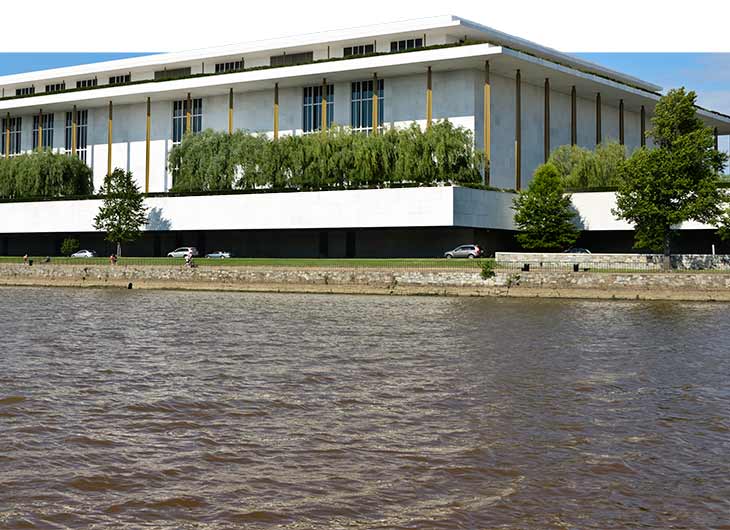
[2,263,730,301]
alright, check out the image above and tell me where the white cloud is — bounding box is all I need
[1,0,729,53]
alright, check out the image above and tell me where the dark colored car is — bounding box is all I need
[444,244,483,259]
[563,248,591,254]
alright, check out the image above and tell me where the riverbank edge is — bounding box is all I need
[2,264,730,301]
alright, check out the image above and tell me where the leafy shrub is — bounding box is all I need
[169,120,483,192]
[480,260,495,279]
[0,151,94,199]
[60,237,80,256]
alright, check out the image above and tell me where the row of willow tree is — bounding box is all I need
[0,151,93,199]
[168,121,484,192]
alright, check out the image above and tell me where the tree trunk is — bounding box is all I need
[662,230,671,271]
[116,242,121,257]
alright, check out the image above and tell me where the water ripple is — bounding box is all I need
[1,287,730,528]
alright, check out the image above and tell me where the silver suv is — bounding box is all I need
[444,244,483,259]
[167,247,199,258]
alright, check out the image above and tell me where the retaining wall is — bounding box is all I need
[3,263,730,301]
[496,253,730,271]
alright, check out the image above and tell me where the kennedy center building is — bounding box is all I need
[1,16,729,257]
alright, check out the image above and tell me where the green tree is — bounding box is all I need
[93,169,148,256]
[512,163,580,250]
[613,88,728,259]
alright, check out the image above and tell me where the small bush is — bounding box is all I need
[480,260,495,279]
[60,238,80,256]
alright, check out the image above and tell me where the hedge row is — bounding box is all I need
[0,151,94,199]
[169,121,485,192]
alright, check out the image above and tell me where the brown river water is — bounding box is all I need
[1,287,730,529]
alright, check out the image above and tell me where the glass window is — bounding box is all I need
[172,98,203,144]
[32,114,54,150]
[45,82,65,93]
[76,79,97,89]
[65,110,88,163]
[302,85,334,133]
[215,60,244,73]
[390,38,424,52]
[1,117,22,157]
[351,79,384,133]
[344,44,374,57]
[270,52,314,67]
[109,74,131,85]
[15,86,35,96]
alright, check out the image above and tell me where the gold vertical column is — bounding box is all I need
[483,61,491,185]
[372,73,379,134]
[544,78,550,163]
[619,99,625,146]
[426,66,433,129]
[570,86,577,146]
[321,79,328,132]
[107,101,113,176]
[4,113,9,160]
[228,88,234,135]
[595,93,602,146]
[71,105,77,157]
[273,83,279,140]
[145,97,151,193]
[640,105,646,147]
[515,69,521,191]
[186,93,192,135]
[37,109,43,152]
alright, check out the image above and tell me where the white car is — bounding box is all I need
[70,250,97,258]
[205,251,232,259]
[167,247,199,258]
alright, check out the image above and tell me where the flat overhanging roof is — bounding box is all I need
[1,43,728,133]
[0,15,661,94]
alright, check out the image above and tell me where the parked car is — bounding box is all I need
[205,250,232,259]
[167,247,199,258]
[444,244,483,259]
[563,248,591,254]
[70,250,97,258]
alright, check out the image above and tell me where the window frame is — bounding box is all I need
[302,84,334,134]
[390,38,424,52]
[350,79,384,134]
[64,109,89,163]
[172,98,203,145]
[0,117,22,157]
[32,113,54,150]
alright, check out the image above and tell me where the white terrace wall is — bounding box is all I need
[7,69,651,195]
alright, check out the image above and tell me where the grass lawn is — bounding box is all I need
[0,256,490,269]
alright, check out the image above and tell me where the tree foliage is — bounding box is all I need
[512,163,580,250]
[169,121,484,192]
[93,169,148,256]
[0,151,93,199]
[613,88,728,254]
[549,142,627,189]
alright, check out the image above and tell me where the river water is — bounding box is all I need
[1,287,730,529]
